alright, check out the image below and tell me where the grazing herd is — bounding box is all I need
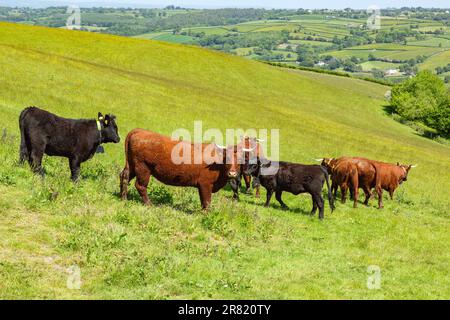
[319,157,415,209]
[18,107,416,219]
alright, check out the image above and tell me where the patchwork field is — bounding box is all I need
[129,13,450,83]
[0,22,449,299]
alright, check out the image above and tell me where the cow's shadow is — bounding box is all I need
[113,190,198,215]
[238,195,313,216]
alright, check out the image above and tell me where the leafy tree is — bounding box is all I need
[342,60,361,72]
[371,69,384,79]
[391,70,450,135]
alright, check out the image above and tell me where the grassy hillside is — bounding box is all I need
[0,22,449,299]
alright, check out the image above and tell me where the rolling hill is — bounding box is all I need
[0,22,449,299]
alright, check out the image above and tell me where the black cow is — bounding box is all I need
[19,107,120,181]
[245,157,335,219]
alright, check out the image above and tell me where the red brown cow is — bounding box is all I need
[119,129,240,209]
[320,157,377,208]
[321,157,358,206]
[230,136,264,200]
[370,161,415,208]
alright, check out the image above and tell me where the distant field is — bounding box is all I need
[7,7,448,83]
[407,37,450,48]
[134,32,195,44]
[418,50,450,71]
[288,39,332,47]
[184,26,232,35]
[360,61,401,71]
[326,44,441,60]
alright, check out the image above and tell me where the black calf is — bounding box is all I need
[245,158,335,219]
[19,107,120,181]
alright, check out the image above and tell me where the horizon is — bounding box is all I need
[1,0,449,9]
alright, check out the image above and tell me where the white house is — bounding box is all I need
[385,69,400,76]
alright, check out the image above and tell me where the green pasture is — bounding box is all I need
[360,61,401,71]
[326,44,441,60]
[408,37,450,48]
[418,50,450,71]
[0,22,449,299]
[288,39,332,48]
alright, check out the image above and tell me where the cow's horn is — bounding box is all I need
[314,158,323,162]
[410,164,417,168]
[243,146,256,152]
[215,144,227,150]
[256,138,265,142]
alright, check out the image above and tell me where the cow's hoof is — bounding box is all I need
[281,206,289,211]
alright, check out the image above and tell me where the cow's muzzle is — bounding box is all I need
[228,171,238,178]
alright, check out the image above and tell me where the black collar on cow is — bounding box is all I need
[96,120,103,143]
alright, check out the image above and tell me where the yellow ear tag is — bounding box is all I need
[99,116,104,121]
[105,120,109,125]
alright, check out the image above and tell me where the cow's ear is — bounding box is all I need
[98,112,104,121]
[397,162,400,166]
[104,114,111,126]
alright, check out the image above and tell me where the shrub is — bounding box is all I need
[391,70,450,136]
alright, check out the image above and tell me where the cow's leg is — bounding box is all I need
[253,177,261,198]
[362,185,371,206]
[331,180,338,199]
[350,175,359,208]
[30,146,45,177]
[340,184,348,204]
[350,184,359,208]
[135,164,152,206]
[198,184,213,210]
[389,189,394,200]
[313,193,325,220]
[243,174,251,194]
[19,134,29,165]
[69,157,82,182]
[376,186,384,209]
[310,195,318,215]
[230,176,240,201]
[120,165,135,201]
[275,190,289,210]
[255,185,260,198]
[264,189,274,207]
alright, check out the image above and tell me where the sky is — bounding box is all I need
[1,0,449,9]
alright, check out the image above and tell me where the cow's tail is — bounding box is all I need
[119,132,133,200]
[320,165,335,212]
[19,107,33,164]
